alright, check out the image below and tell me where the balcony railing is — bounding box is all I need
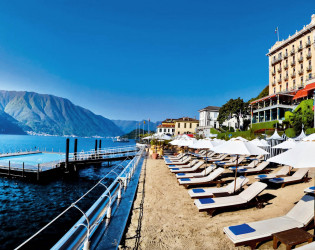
[283,52,288,59]
[271,58,277,65]
[306,74,314,81]
[277,67,282,73]
[271,81,276,86]
[305,40,311,47]
[298,44,303,51]
[271,70,276,75]
[290,49,295,55]
[284,75,289,81]
[291,72,296,78]
[306,65,312,72]
[306,52,311,59]
[284,64,288,69]
[277,78,282,83]
[291,60,296,66]
[298,57,303,63]
[298,69,304,75]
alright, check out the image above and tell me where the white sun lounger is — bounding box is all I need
[170,161,205,173]
[229,159,260,171]
[304,186,315,194]
[216,156,246,168]
[178,168,225,188]
[168,159,199,169]
[163,153,185,160]
[188,176,249,198]
[175,165,216,178]
[223,195,314,249]
[255,165,291,180]
[165,156,191,165]
[269,168,310,188]
[194,182,267,216]
[236,161,270,176]
[207,154,228,162]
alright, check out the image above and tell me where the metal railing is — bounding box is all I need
[15,145,146,250]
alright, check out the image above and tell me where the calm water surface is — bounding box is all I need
[0,135,135,249]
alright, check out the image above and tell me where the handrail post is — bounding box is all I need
[37,164,40,181]
[22,162,24,178]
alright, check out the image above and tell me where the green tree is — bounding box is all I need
[217,97,249,130]
[290,109,314,134]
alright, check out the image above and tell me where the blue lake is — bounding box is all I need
[0,135,135,249]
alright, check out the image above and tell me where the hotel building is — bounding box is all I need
[250,14,315,124]
[174,117,199,135]
[196,106,220,136]
[156,119,175,135]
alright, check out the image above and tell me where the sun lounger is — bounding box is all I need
[163,153,184,160]
[296,241,315,250]
[269,168,310,188]
[188,176,249,198]
[216,156,246,168]
[223,195,314,249]
[168,159,199,169]
[255,165,291,180]
[170,161,204,173]
[304,186,315,194]
[207,154,228,162]
[236,161,270,176]
[194,182,267,217]
[178,168,225,188]
[229,159,260,171]
[165,156,191,165]
[175,165,216,178]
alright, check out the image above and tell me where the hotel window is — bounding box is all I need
[286,82,288,91]
[280,73,282,80]
[301,77,303,85]
[309,73,312,80]
[178,123,180,128]
[190,123,192,129]
[293,67,295,73]
[300,40,302,46]
[301,64,303,70]
[293,79,296,88]
[309,60,311,67]
[184,123,186,128]
[279,85,282,92]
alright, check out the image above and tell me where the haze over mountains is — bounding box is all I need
[0,90,123,137]
[112,120,161,134]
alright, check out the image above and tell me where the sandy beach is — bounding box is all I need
[120,156,314,249]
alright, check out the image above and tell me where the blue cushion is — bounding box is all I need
[309,186,315,190]
[230,167,237,170]
[192,189,205,193]
[199,198,215,204]
[238,168,247,172]
[180,178,191,181]
[164,156,169,158]
[272,177,284,181]
[229,224,256,235]
[172,168,180,170]
[214,161,221,163]
[168,165,175,167]
[258,174,267,178]
[177,173,186,176]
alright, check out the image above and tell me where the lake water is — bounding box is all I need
[0,135,136,249]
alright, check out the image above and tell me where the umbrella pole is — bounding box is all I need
[234,155,239,193]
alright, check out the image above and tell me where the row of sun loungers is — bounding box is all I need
[163,151,314,249]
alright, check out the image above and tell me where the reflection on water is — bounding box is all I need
[0,135,135,249]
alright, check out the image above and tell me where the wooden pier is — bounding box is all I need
[0,139,140,181]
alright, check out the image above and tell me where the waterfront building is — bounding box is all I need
[250,14,315,124]
[196,106,220,136]
[156,119,176,135]
[174,117,199,135]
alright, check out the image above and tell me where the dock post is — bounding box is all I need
[66,138,70,171]
[95,140,98,158]
[37,164,40,181]
[8,161,10,177]
[22,162,24,178]
[74,138,78,161]
[99,140,102,151]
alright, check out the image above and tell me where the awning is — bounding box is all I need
[250,94,276,104]
[293,89,308,100]
[304,82,315,91]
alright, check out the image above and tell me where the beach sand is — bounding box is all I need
[121,157,315,249]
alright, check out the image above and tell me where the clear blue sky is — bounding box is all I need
[0,0,313,121]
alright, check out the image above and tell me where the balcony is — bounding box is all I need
[277,78,282,83]
[291,60,296,66]
[284,75,289,81]
[306,52,311,59]
[291,72,296,78]
[306,74,314,81]
[306,65,312,72]
[271,81,276,86]
[283,52,288,59]
[305,40,311,47]
[298,69,304,75]
[271,70,276,75]
[298,57,303,63]
[298,44,303,51]
[271,58,277,65]
[290,49,295,55]
[284,64,288,69]
[277,67,282,73]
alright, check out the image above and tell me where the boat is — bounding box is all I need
[112,136,129,142]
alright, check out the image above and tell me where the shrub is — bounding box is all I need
[251,121,279,131]
[306,128,315,135]
[285,128,296,138]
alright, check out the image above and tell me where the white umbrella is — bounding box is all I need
[295,130,307,141]
[177,138,197,147]
[266,130,283,140]
[156,134,172,140]
[272,138,298,149]
[303,133,315,141]
[250,139,270,147]
[212,138,269,192]
[230,136,248,142]
[190,139,219,149]
[268,141,315,168]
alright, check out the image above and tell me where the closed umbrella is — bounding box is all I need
[295,130,307,141]
[212,138,269,192]
[272,138,298,149]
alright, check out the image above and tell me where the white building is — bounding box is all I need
[197,106,220,136]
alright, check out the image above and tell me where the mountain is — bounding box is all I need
[112,120,161,134]
[0,90,123,137]
[123,129,148,139]
[0,109,26,135]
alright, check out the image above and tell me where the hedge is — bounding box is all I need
[306,128,315,135]
[251,121,279,131]
[217,130,255,140]
[285,128,296,138]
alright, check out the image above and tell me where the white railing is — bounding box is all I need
[15,145,146,249]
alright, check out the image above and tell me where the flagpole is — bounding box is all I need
[277,27,279,41]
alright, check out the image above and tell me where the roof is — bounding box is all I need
[293,82,315,100]
[175,117,199,122]
[250,92,296,104]
[198,106,221,112]
[157,124,175,128]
